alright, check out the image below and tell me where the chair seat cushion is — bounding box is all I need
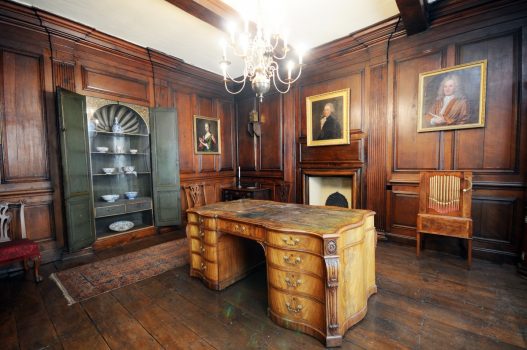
[0,239,40,264]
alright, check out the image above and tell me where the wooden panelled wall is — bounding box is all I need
[0,1,235,262]
[236,0,527,263]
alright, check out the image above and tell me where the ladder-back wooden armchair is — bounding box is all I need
[416,171,473,268]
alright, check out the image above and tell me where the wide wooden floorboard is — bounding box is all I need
[37,263,110,350]
[0,237,526,349]
[111,283,214,350]
[0,278,19,350]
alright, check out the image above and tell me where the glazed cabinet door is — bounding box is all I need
[150,108,181,226]
[57,88,95,251]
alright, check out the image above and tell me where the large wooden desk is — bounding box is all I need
[186,199,376,347]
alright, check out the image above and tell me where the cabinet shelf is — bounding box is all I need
[90,131,149,137]
[95,197,152,208]
[91,152,149,155]
[92,172,151,176]
[97,223,154,239]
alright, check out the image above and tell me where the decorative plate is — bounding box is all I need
[109,220,134,232]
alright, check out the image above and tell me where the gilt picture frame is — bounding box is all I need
[417,60,487,132]
[193,115,221,155]
[306,88,350,146]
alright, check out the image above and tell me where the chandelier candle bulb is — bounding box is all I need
[287,61,294,80]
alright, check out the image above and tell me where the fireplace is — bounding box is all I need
[302,169,361,209]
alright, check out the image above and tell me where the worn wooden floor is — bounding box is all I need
[0,234,526,350]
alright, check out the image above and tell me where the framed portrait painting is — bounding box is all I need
[417,60,487,132]
[306,88,350,146]
[193,115,221,154]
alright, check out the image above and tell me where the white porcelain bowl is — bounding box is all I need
[101,194,119,202]
[96,146,109,153]
[122,166,135,173]
[109,220,134,232]
[102,167,115,174]
[129,149,138,154]
[124,191,138,200]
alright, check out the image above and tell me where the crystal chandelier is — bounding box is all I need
[219,2,304,102]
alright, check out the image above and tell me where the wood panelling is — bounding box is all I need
[299,136,365,165]
[259,93,282,171]
[80,66,150,103]
[238,0,527,263]
[218,99,234,172]
[174,91,194,174]
[0,0,236,264]
[366,64,388,231]
[53,61,75,91]
[25,201,55,241]
[455,32,519,171]
[236,96,257,171]
[392,51,443,172]
[1,50,48,182]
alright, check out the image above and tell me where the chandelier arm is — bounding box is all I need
[225,65,249,84]
[273,65,290,85]
[224,78,247,95]
[271,74,291,94]
[287,66,303,84]
[226,72,248,84]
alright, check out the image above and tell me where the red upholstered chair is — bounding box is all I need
[0,202,42,282]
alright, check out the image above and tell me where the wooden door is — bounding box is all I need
[150,108,181,226]
[57,88,95,251]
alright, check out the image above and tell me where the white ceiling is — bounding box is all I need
[12,0,399,75]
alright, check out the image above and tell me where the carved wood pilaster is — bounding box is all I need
[53,61,75,91]
[324,238,340,336]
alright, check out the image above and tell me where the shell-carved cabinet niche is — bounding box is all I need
[58,89,181,252]
[87,98,153,239]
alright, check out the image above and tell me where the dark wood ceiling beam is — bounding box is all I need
[395,0,429,35]
[164,0,240,32]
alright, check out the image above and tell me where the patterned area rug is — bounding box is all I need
[50,239,188,305]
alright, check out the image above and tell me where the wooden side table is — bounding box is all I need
[221,186,272,201]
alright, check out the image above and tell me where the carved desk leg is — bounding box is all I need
[324,239,342,347]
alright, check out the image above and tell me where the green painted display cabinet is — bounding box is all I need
[57,88,181,252]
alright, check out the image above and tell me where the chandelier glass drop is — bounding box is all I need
[219,4,304,102]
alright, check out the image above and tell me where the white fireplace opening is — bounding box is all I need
[307,176,353,208]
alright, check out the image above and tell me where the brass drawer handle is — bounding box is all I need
[199,217,204,224]
[283,254,302,265]
[234,224,247,233]
[199,229,205,238]
[200,262,207,271]
[200,245,205,253]
[285,299,303,314]
[281,236,300,246]
[284,275,303,288]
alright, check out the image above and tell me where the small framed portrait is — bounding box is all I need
[306,88,350,146]
[193,115,221,154]
[417,60,487,132]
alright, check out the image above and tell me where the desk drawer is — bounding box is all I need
[267,247,324,278]
[267,231,322,254]
[95,204,125,218]
[218,220,263,240]
[268,267,324,302]
[268,287,325,333]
